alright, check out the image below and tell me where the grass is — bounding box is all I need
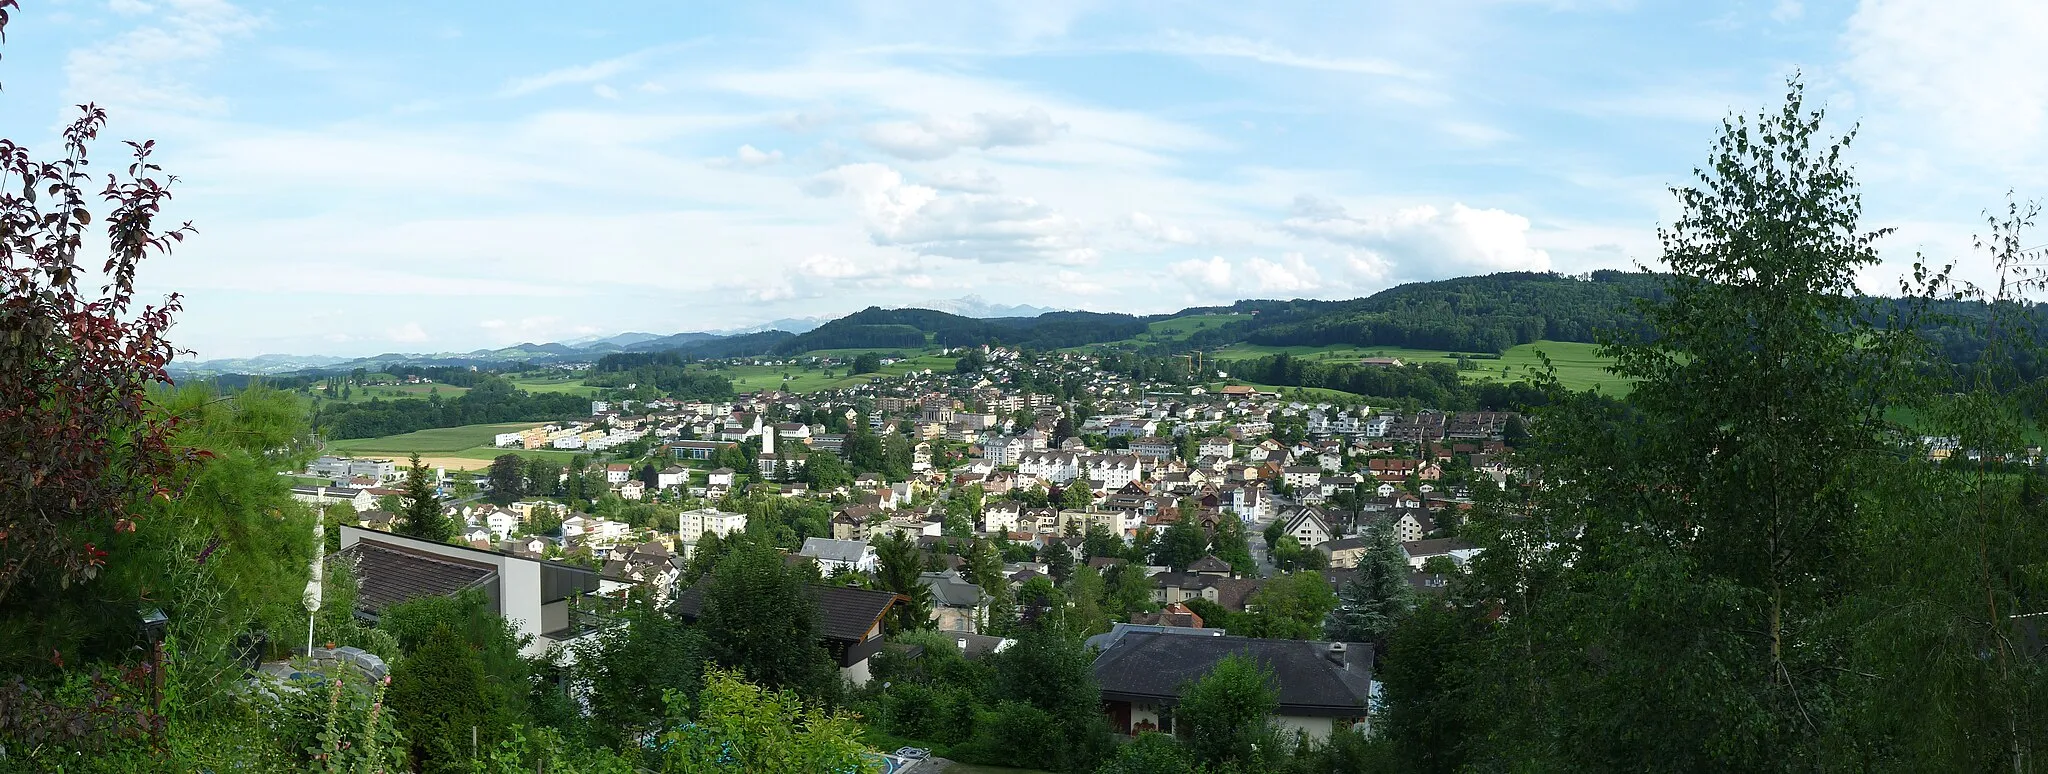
[509,376,600,397]
[1210,339,1631,395]
[1142,313,1246,341]
[326,422,546,454]
[1210,382,1363,402]
[708,354,960,394]
[309,382,470,403]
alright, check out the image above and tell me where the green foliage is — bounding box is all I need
[875,532,935,632]
[655,668,878,773]
[1323,525,1412,647]
[697,541,840,700]
[387,624,497,773]
[1153,516,1209,572]
[1176,654,1279,771]
[1096,732,1199,774]
[570,590,705,748]
[486,453,524,504]
[398,453,453,542]
[1209,516,1255,577]
[1241,572,1336,640]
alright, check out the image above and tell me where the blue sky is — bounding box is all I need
[1,0,2040,358]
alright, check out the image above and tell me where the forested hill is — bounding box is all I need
[1162,270,1667,354]
[768,307,1150,354]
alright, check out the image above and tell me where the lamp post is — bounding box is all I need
[304,489,326,657]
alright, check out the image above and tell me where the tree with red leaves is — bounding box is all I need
[0,0,198,610]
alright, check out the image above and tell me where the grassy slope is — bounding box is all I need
[1211,339,1629,394]
[714,354,959,394]
[310,382,471,403]
[509,376,600,397]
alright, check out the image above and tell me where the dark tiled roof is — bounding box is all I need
[1091,632,1373,716]
[673,582,903,643]
[338,541,495,614]
[1187,555,1232,574]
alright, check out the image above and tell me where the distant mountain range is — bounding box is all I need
[169,297,1063,376]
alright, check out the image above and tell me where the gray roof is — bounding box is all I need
[800,537,872,564]
[1091,632,1374,716]
[919,571,990,608]
[1084,621,1225,652]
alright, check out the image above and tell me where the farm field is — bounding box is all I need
[1209,381,1363,402]
[509,376,600,397]
[713,354,959,394]
[1140,313,1247,341]
[325,421,589,472]
[326,422,545,454]
[309,382,471,403]
[1211,340,1629,394]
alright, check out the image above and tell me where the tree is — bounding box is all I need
[802,449,852,489]
[875,532,934,632]
[1242,571,1335,640]
[1105,561,1158,621]
[386,624,494,774]
[523,456,562,498]
[1081,523,1122,562]
[697,541,840,699]
[526,504,564,537]
[1039,542,1074,585]
[0,97,191,614]
[1064,564,1112,636]
[398,452,453,542]
[851,353,882,375]
[1175,654,1279,771]
[1153,516,1208,572]
[1208,516,1255,577]
[655,668,876,773]
[1058,482,1092,510]
[1325,524,1413,647]
[570,590,704,748]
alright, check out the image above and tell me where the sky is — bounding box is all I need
[1,0,2043,359]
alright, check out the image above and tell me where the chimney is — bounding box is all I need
[957,638,969,653]
[1326,641,1348,666]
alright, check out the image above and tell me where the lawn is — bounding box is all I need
[326,422,546,454]
[509,376,600,397]
[1210,381,1364,403]
[1210,339,1630,395]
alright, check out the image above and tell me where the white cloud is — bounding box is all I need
[501,53,641,97]
[926,168,1003,193]
[1282,196,1552,279]
[592,84,620,100]
[1152,32,1417,77]
[1246,253,1322,293]
[64,0,261,113]
[1045,270,1106,295]
[1170,256,1234,292]
[386,322,429,343]
[806,163,1096,264]
[706,144,784,168]
[1844,0,2048,160]
[1771,0,1805,22]
[861,107,1067,160]
[1129,212,1203,246]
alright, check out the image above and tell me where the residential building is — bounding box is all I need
[678,508,748,542]
[674,582,905,685]
[920,571,991,633]
[799,537,879,574]
[337,526,604,658]
[1092,632,1373,739]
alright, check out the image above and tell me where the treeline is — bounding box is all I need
[315,377,590,439]
[582,352,736,400]
[768,307,1149,355]
[1222,353,1551,412]
[1232,271,1664,354]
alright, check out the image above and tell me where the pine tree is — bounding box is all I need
[1324,524,1412,646]
[399,452,453,542]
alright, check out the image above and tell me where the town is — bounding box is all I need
[289,345,1520,762]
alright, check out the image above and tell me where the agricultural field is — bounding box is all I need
[712,353,959,394]
[326,422,545,454]
[324,421,589,472]
[1210,340,1630,395]
[1208,382,1364,402]
[308,381,470,403]
[509,376,600,397]
[1141,313,1247,341]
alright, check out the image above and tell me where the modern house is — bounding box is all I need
[1091,631,1374,740]
[919,570,990,633]
[336,525,604,658]
[673,582,905,685]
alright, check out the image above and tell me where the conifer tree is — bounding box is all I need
[1324,523,1412,646]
